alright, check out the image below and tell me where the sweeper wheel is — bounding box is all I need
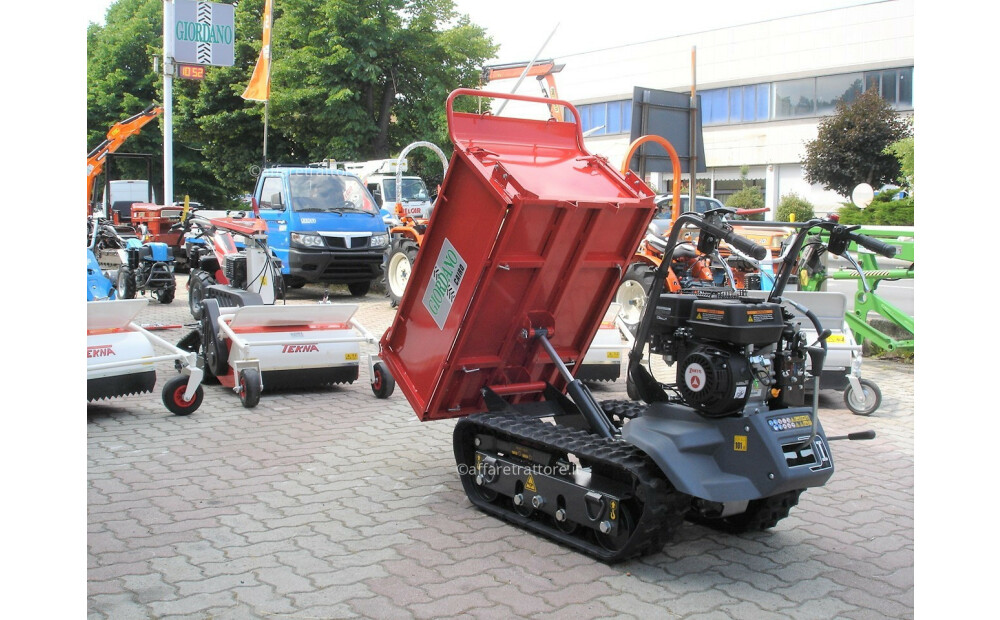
[162,375,204,416]
[371,362,395,399]
[239,368,262,408]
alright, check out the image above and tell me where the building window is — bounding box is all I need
[816,73,863,114]
[774,78,816,119]
[865,67,914,109]
[702,89,728,125]
[568,99,633,135]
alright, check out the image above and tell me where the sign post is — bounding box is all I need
[162,1,235,206]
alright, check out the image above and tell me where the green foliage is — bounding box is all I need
[887,136,914,191]
[837,189,914,225]
[775,192,814,222]
[725,186,764,210]
[803,89,912,198]
[87,0,496,206]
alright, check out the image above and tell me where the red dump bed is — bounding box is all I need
[380,89,657,421]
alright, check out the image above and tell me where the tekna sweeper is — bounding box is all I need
[87,298,206,415]
[178,214,395,407]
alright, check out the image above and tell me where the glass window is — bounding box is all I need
[755,84,770,121]
[259,177,284,210]
[897,67,913,108]
[729,88,742,123]
[623,102,632,132]
[607,100,622,134]
[741,86,757,122]
[816,73,862,114]
[702,89,728,125]
[864,71,881,93]
[881,69,897,103]
[289,175,377,215]
[578,105,591,133]
[774,78,815,118]
[591,104,607,136]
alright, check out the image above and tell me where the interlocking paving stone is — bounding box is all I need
[88,278,914,618]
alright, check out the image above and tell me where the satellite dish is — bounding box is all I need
[851,183,874,209]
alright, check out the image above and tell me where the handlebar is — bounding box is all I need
[848,231,898,258]
[721,229,769,261]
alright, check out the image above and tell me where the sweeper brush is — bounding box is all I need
[87,299,205,415]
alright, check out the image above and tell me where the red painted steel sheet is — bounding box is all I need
[380,89,656,421]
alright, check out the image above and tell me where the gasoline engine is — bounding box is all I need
[647,294,810,417]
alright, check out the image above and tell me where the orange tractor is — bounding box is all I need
[613,135,792,332]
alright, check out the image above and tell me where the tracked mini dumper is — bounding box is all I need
[378,90,889,563]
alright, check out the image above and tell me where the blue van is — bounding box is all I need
[252,166,389,295]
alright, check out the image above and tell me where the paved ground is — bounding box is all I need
[88,277,914,619]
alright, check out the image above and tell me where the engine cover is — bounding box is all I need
[677,345,752,416]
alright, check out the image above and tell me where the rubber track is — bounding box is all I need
[455,412,691,563]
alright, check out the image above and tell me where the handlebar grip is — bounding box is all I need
[849,233,898,258]
[723,230,769,260]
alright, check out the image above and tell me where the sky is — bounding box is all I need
[86,0,884,63]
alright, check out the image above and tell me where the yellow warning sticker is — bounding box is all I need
[345,352,359,361]
[828,334,845,343]
[734,435,748,452]
[524,475,537,492]
[607,351,621,359]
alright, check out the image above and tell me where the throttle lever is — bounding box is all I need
[827,430,877,441]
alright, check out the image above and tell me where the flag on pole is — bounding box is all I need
[241,0,273,101]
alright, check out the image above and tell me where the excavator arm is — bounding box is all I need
[483,60,565,121]
[87,105,163,215]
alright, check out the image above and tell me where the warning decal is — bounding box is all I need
[695,308,724,322]
[734,435,748,452]
[746,309,775,323]
[422,238,468,330]
[524,475,537,492]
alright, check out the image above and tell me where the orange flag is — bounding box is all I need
[241,0,273,101]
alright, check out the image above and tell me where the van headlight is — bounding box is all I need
[291,232,325,247]
[370,234,389,248]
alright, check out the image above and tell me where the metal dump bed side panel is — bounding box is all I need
[380,90,656,421]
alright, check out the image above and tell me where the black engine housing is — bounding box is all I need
[676,344,753,416]
[651,295,789,416]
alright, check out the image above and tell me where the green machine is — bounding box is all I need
[798,226,913,353]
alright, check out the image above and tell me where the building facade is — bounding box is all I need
[489,0,914,216]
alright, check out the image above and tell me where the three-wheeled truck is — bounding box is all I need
[379,89,888,562]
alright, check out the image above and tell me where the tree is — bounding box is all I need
[887,136,914,192]
[88,0,496,206]
[725,166,765,220]
[802,89,912,198]
[776,192,814,222]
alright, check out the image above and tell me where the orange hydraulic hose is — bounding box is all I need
[620,135,682,220]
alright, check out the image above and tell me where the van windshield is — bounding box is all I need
[289,175,378,215]
[382,178,430,203]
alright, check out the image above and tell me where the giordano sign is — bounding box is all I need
[173,1,235,67]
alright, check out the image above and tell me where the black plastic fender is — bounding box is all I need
[621,402,834,503]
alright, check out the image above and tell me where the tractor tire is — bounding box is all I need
[188,270,215,320]
[615,263,656,336]
[348,281,371,297]
[155,286,176,305]
[384,238,419,307]
[116,266,137,300]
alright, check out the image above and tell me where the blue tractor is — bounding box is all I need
[116,238,177,303]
